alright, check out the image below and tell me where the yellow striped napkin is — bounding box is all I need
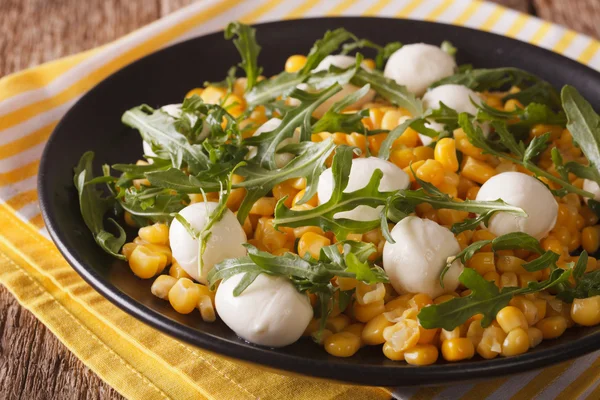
[2,1,600,399]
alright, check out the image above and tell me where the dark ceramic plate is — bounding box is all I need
[39,17,600,386]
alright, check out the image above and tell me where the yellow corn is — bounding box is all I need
[385,294,412,311]
[254,217,291,253]
[343,323,365,344]
[272,180,299,208]
[454,128,486,160]
[168,278,201,314]
[477,326,506,359]
[496,306,528,333]
[324,332,361,357]
[347,132,367,154]
[571,296,600,326]
[496,256,527,274]
[353,299,386,323]
[249,197,277,216]
[403,344,439,366]
[197,294,216,322]
[121,242,138,260]
[440,327,461,341]
[461,156,497,184]
[185,88,204,98]
[530,124,563,140]
[285,55,307,73]
[151,275,177,299]
[467,252,496,275]
[510,297,540,326]
[528,327,543,348]
[535,316,568,339]
[416,159,445,186]
[501,328,529,356]
[326,314,351,333]
[582,226,600,254]
[381,110,406,131]
[336,277,358,291]
[124,212,137,227]
[442,338,475,361]
[362,313,394,345]
[410,293,433,310]
[466,320,485,347]
[298,232,331,259]
[169,261,192,280]
[383,341,405,361]
[293,225,325,239]
[434,138,459,172]
[138,223,169,245]
[200,86,226,105]
[500,272,519,289]
[129,246,165,279]
[292,189,319,208]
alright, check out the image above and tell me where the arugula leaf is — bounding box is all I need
[458,113,593,197]
[441,40,457,56]
[341,39,402,70]
[122,105,210,174]
[224,22,262,91]
[245,84,341,169]
[556,251,600,302]
[312,84,371,134]
[561,85,600,186]
[351,68,423,116]
[301,28,357,74]
[245,72,306,107]
[120,186,188,222]
[274,146,390,239]
[476,101,566,131]
[419,267,571,330]
[344,252,388,284]
[73,152,126,260]
[377,117,429,161]
[432,67,560,108]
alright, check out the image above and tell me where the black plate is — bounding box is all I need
[39,17,600,386]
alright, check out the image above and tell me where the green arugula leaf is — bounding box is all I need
[561,85,600,186]
[341,39,402,70]
[419,267,571,330]
[351,68,423,116]
[377,117,429,161]
[122,105,210,174]
[441,40,457,56]
[312,84,371,134]
[120,186,188,222]
[458,113,593,197]
[224,22,262,91]
[476,101,566,131]
[73,152,126,260]
[344,252,388,284]
[245,83,341,169]
[432,67,560,108]
[245,71,306,107]
[274,146,390,239]
[301,28,357,74]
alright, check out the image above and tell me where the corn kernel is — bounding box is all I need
[326,314,351,333]
[501,327,529,356]
[324,332,361,357]
[442,338,475,361]
[121,242,138,260]
[249,197,277,216]
[138,223,169,245]
[461,156,497,184]
[129,246,164,279]
[467,252,496,275]
[298,232,330,259]
[353,299,385,323]
[403,344,439,365]
[383,341,405,360]
[151,275,177,299]
[536,316,568,339]
[477,326,506,359]
[416,159,445,186]
[528,327,543,348]
[434,138,459,172]
[496,306,529,333]
[285,55,307,73]
[362,313,394,345]
[571,296,600,326]
[168,278,201,314]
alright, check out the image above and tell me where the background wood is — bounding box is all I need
[1,0,599,398]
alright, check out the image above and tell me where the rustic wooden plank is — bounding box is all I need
[533,0,600,39]
[0,286,122,400]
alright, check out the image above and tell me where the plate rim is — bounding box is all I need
[38,16,600,386]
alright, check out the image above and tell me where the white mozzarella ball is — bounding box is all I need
[475,172,558,240]
[247,118,299,168]
[169,202,247,284]
[384,43,456,96]
[423,84,482,116]
[382,216,463,298]
[216,273,313,347]
[583,179,600,203]
[317,157,410,221]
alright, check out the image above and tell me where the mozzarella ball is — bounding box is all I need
[290,55,375,118]
[475,172,558,240]
[169,202,247,284]
[583,179,600,203]
[423,84,482,116]
[384,43,456,96]
[247,118,299,168]
[383,216,463,298]
[317,157,410,221]
[216,273,313,347]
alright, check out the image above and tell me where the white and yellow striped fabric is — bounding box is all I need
[1,1,600,399]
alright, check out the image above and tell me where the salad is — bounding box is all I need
[75,22,600,365]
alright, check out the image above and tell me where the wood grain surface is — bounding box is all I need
[1,0,599,399]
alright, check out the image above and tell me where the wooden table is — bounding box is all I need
[1,0,599,398]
